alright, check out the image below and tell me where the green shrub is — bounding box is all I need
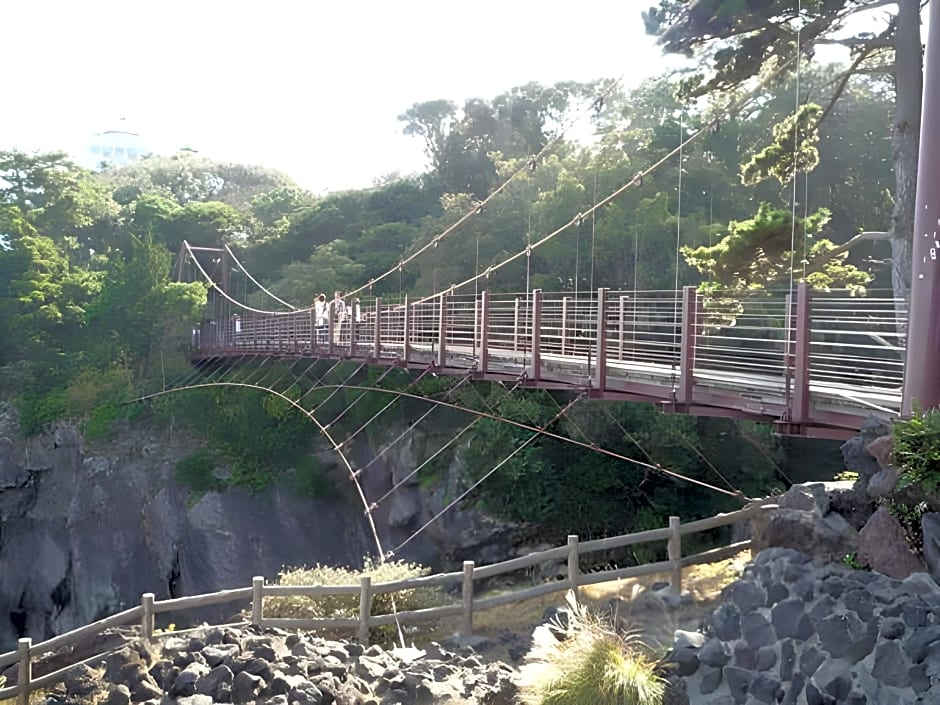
[893,408,940,493]
[17,389,68,436]
[520,595,666,705]
[886,499,927,554]
[265,557,436,642]
[174,450,222,492]
[293,456,335,498]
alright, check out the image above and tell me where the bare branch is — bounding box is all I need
[800,231,891,278]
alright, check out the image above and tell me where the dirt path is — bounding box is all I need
[442,549,751,662]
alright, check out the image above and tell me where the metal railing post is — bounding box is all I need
[677,286,699,405]
[594,288,608,392]
[309,308,317,352]
[513,297,521,352]
[358,576,372,646]
[460,561,475,639]
[437,294,447,368]
[327,303,335,357]
[402,295,411,363]
[792,282,811,425]
[16,638,31,705]
[373,297,382,360]
[561,296,569,355]
[618,296,626,361]
[530,289,542,382]
[479,290,490,374]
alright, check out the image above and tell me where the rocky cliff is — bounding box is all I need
[0,405,516,652]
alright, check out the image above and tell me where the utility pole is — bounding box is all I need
[902,0,940,415]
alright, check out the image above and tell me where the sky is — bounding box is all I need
[2,1,688,193]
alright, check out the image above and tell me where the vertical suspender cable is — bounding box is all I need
[671,117,684,392]
[784,0,804,417]
[590,171,597,294]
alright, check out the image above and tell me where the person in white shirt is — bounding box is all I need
[314,294,328,345]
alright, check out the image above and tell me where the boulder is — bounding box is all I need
[858,506,925,579]
[842,417,891,481]
[922,512,940,584]
[752,508,858,561]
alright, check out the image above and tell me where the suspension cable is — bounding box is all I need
[409,48,804,308]
[344,78,627,300]
[224,244,297,311]
[391,395,582,555]
[136,380,746,500]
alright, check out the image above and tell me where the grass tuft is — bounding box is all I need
[520,593,666,705]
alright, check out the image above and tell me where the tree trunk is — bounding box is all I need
[890,0,923,306]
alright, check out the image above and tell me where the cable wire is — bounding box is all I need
[345,78,627,300]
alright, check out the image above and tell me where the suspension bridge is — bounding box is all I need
[183,252,904,440]
[171,0,940,442]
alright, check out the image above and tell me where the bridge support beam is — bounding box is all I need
[478,290,490,374]
[677,286,700,405]
[594,288,608,392]
[903,0,940,415]
[529,289,542,383]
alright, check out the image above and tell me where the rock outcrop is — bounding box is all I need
[0,405,517,651]
[668,548,940,704]
[18,625,517,705]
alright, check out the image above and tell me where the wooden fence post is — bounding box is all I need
[16,638,31,705]
[251,576,264,626]
[567,535,580,599]
[358,576,372,646]
[668,516,682,594]
[141,593,155,642]
[460,561,475,640]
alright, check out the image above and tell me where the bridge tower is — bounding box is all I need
[902,0,940,415]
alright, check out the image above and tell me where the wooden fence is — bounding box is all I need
[0,503,771,703]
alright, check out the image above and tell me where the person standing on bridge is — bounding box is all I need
[314,294,328,346]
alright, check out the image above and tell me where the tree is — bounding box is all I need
[644,0,923,299]
[399,82,594,197]
[681,202,871,293]
[0,150,119,255]
[103,151,298,209]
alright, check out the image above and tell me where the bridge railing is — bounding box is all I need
[808,292,906,392]
[190,284,908,429]
[0,503,772,703]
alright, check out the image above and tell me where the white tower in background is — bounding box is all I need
[83,118,150,170]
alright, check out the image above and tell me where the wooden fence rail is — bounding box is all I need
[0,503,771,704]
